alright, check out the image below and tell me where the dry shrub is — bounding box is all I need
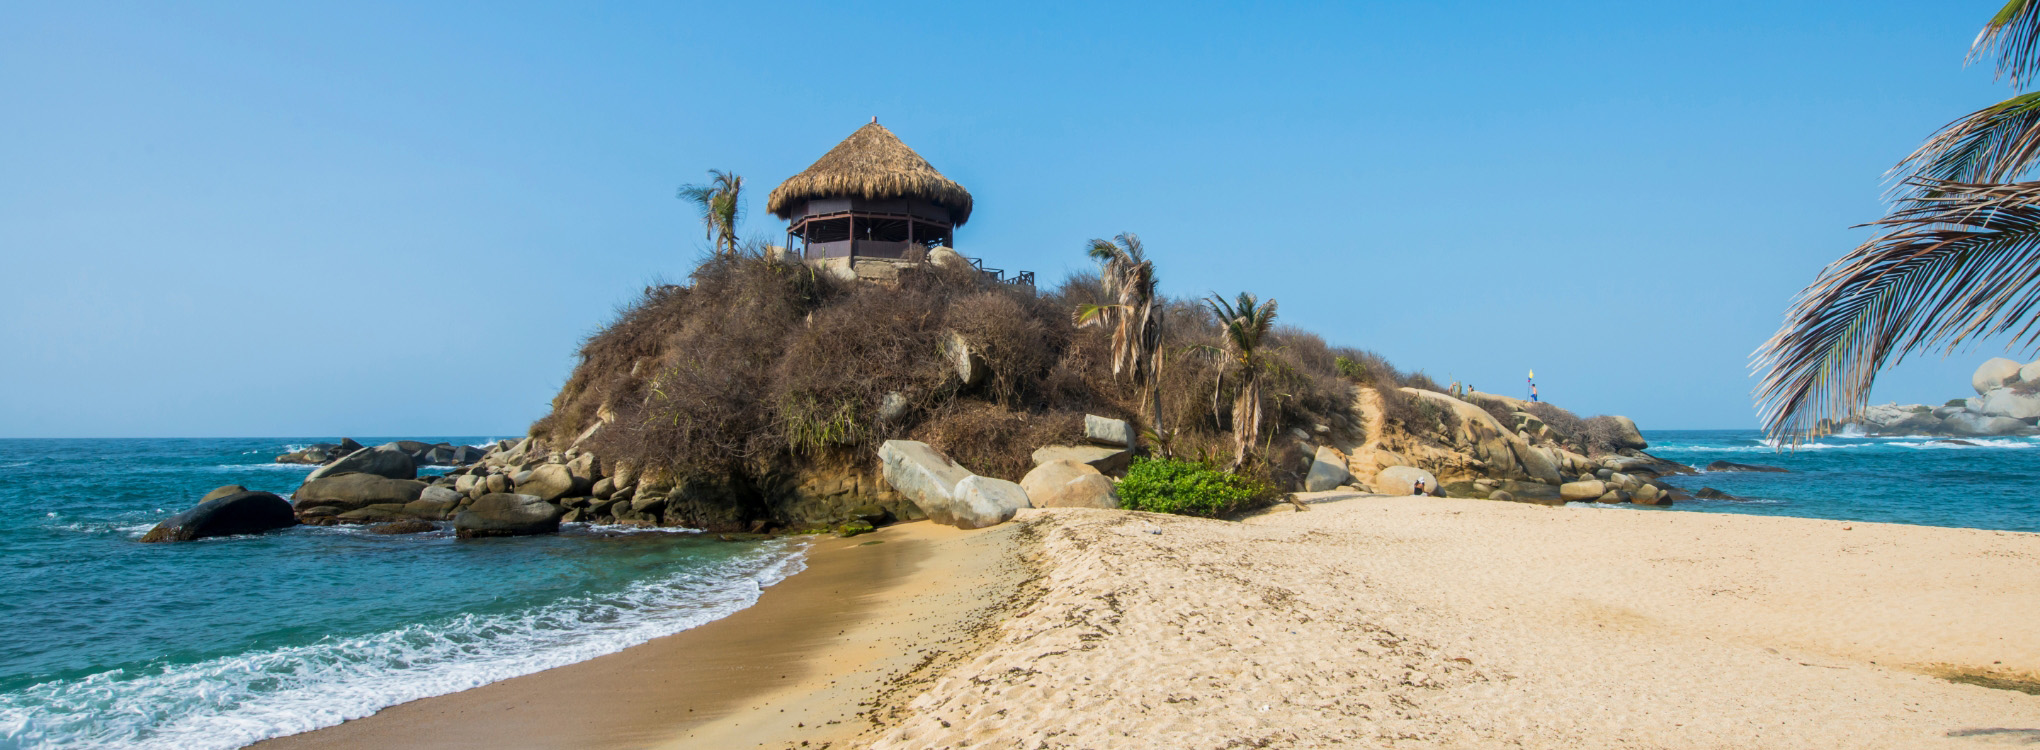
[910,404,1082,480]
[538,254,1362,522]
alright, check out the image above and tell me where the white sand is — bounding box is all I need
[866,496,2040,749]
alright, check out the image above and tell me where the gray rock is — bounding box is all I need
[949,475,1031,529]
[1083,415,1136,448]
[1030,445,1135,475]
[1980,387,2040,420]
[878,391,911,423]
[454,474,482,494]
[1976,357,2025,394]
[485,474,511,494]
[1375,466,1438,496]
[1488,490,1516,503]
[1020,460,1119,509]
[307,445,417,482]
[140,491,296,542]
[943,331,987,387]
[879,440,976,526]
[1303,446,1351,492]
[454,493,562,538]
[1946,411,2031,436]
[517,464,587,502]
[592,477,616,500]
[293,474,428,511]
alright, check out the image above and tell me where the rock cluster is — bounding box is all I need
[1335,387,1688,509]
[1842,358,2040,437]
[278,439,484,468]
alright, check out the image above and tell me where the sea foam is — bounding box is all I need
[0,539,807,750]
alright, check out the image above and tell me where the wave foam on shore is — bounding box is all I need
[0,540,808,750]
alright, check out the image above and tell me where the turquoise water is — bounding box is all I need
[0,438,804,750]
[1644,429,2040,533]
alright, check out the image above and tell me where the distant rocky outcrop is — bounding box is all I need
[279,439,484,470]
[1836,358,2040,437]
[1327,387,1688,509]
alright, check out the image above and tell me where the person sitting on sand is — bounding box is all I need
[1412,478,1426,496]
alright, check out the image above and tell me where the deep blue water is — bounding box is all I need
[0,438,803,750]
[1643,429,2040,533]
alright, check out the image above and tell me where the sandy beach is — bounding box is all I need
[260,496,2040,749]
[253,520,1035,750]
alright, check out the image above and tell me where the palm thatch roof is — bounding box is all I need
[767,122,974,225]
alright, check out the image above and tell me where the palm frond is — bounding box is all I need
[1754,178,2040,441]
[1972,0,2040,87]
[1893,92,2040,190]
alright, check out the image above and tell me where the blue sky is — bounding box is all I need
[0,0,2029,437]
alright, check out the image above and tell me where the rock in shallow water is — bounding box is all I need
[1706,461,1789,473]
[293,474,428,512]
[140,491,296,543]
[454,493,562,538]
[368,519,438,534]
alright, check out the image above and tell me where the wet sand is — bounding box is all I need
[254,519,1032,750]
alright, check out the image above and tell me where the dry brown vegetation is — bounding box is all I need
[531,253,1361,498]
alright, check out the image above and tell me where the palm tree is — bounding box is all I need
[1756,1,2040,440]
[1207,292,1278,470]
[678,170,745,258]
[1076,233,1165,429]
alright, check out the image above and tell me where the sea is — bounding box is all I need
[1641,429,2040,533]
[1,431,2036,748]
[0,438,806,750]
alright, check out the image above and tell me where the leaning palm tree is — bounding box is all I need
[1756,0,2040,441]
[1207,292,1278,470]
[678,170,745,258]
[1076,233,1165,429]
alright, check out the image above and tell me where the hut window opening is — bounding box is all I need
[801,218,851,243]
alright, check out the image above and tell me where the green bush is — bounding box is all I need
[1117,457,1272,517]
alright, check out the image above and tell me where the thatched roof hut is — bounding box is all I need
[769,121,973,228]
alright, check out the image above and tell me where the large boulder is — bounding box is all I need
[1947,411,2031,436]
[879,440,976,526]
[1083,415,1136,448]
[306,445,417,481]
[948,476,1032,529]
[516,464,588,502]
[1030,445,1135,475]
[1560,480,1609,502]
[293,474,428,511]
[453,493,562,538]
[1303,446,1352,492]
[140,490,296,542]
[1512,443,1565,485]
[1979,387,2040,420]
[943,331,988,387]
[1020,460,1120,509]
[1975,357,2024,394]
[1375,466,1438,496]
[1603,416,1648,450]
